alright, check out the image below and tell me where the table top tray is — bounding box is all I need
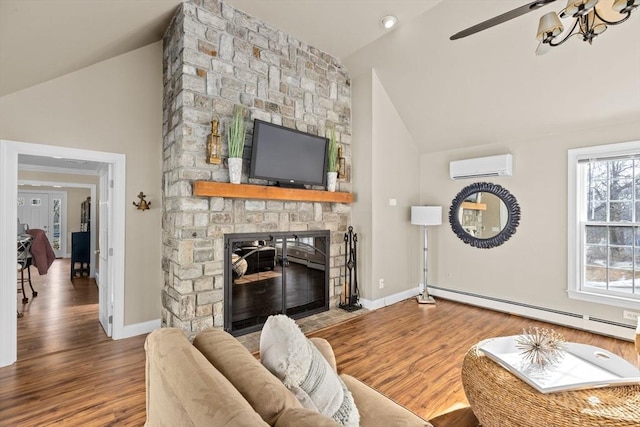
[479,335,640,394]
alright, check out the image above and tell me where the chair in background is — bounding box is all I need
[17,234,37,304]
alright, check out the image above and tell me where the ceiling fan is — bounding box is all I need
[450,0,639,54]
[450,0,558,40]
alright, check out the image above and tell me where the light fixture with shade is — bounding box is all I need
[380,15,398,29]
[450,0,638,54]
[411,206,442,305]
[536,0,639,54]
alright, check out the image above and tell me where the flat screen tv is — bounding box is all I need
[249,119,328,187]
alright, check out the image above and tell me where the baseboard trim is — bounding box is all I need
[428,286,635,341]
[115,318,161,340]
[360,288,419,311]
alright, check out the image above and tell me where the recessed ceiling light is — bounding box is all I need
[380,15,398,29]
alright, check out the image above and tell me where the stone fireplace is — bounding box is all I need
[161,0,352,337]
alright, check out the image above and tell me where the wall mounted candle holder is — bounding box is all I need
[206,118,222,164]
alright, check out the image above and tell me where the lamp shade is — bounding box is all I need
[590,10,608,35]
[564,0,599,16]
[537,12,564,40]
[612,0,640,13]
[411,206,442,226]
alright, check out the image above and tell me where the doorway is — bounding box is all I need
[0,140,126,368]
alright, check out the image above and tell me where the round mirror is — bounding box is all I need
[449,182,520,249]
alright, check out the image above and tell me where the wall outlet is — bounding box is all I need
[623,310,640,321]
[378,278,384,289]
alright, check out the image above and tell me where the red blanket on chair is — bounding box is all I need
[27,229,56,274]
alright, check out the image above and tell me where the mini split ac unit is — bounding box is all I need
[449,154,513,180]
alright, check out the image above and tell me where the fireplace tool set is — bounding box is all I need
[339,226,362,311]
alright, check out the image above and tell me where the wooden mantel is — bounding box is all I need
[193,181,354,203]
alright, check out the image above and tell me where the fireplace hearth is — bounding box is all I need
[224,230,330,336]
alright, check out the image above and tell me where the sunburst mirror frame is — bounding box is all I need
[449,182,521,249]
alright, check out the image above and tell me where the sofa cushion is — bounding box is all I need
[193,328,302,425]
[341,374,433,427]
[274,408,342,427]
[260,315,359,427]
[145,328,269,427]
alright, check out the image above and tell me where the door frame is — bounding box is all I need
[0,139,126,367]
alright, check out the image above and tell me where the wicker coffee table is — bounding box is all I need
[461,342,640,427]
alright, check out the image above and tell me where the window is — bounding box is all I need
[568,141,640,309]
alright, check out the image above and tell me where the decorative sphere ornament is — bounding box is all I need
[515,327,566,368]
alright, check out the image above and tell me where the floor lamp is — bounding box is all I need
[411,206,442,304]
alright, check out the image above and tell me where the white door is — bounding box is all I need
[17,191,66,258]
[17,191,49,234]
[98,166,113,337]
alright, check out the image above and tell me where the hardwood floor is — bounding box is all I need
[309,300,637,426]
[1,259,636,426]
[1,259,147,426]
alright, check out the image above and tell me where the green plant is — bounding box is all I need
[227,106,246,158]
[327,127,338,173]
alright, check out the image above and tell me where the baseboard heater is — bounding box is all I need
[429,285,635,341]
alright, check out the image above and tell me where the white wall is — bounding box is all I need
[0,43,163,325]
[352,70,423,302]
[351,72,374,300]
[421,118,640,327]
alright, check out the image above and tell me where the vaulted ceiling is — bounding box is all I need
[1,0,639,153]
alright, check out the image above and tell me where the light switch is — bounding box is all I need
[389,198,397,206]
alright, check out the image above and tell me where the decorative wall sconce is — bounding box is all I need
[133,192,151,211]
[206,118,222,164]
[337,145,347,180]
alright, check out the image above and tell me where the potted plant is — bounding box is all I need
[227,106,246,184]
[326,127,338,192]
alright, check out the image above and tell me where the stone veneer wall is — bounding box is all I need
[161,0,352,335]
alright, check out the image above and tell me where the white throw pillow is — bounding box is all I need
[260,315,359,427]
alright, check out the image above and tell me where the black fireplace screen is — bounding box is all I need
[223,230,330,336]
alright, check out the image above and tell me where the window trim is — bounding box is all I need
[567,140,639,309]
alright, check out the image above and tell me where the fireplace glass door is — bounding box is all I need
[224,231,329,336]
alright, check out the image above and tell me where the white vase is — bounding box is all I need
[327,171,337,192]
[229,157,242,184]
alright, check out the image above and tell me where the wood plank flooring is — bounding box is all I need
[1,258,636,426]
[309,299,637,426]
[2,259,147,426]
